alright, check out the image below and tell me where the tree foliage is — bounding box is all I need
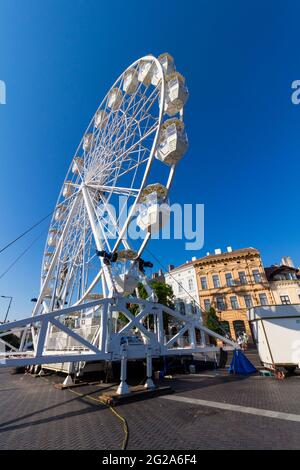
[204,306,223,335]
[137,280,175,308]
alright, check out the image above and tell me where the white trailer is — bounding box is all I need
[248,305,300,378]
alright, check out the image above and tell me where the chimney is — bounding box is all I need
[206,252,210,256]
[227,246,233,253]
[168,264,175,271]
[192,256,196,261]
[281,256,294,268]
[214,248,222,255]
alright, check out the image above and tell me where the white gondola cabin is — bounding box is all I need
[159,53,175,76]
[62,181,75,198]
[71,157,84,175]
[112,252,140,295]
[43,261,51,272]
[115,273,140,296]
[47,229,61,247]
[151,53,175,87]
[156,119,188,165]
[137,184,170,233]
[83,133,94,152]
[43,253,53,272]
[107,88,123,110]
[165,72,189,116]
[94,110,108,129]
[54,204,67,221]
[43,287,53,299]
[138,60,156,86]
[123,68,139,94]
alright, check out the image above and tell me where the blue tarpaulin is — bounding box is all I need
[229,350,257,375]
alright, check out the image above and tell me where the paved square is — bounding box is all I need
[0,363,300,450]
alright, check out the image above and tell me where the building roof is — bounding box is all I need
[168,247,260,273]
[265,264,299,281]
[167,259,195,273]
[195,247,259,264]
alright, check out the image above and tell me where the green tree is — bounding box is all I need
[204,307,223,335]
[126,281,175,333]
[137,280,175,308]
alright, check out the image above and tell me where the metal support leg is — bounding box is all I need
[144,347,155,389]
[63,375,74,387]
[63,363,75,387]
[117,345,129,395]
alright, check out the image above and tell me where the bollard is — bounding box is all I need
[144,347,155,389]
[117,345,129,395]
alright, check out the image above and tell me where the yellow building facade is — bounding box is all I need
[194,247,274,341]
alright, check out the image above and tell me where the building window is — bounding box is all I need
[189,302,197,315]
[244,295,253,308]
[200,276,207,290]
[176,299,186,315]
[280,295,291,305]
[188,278,194,291]
[259,293,268,306]
[233,320,246,338]
[225,273,234,287]
[204,299,211,311]
[230,296,239,309]
[212,274,220,288]
[178,282,183,293]
[253,269,262,283]
[190,302,198,315]
[238,271,247,285]
[216,296,226,311]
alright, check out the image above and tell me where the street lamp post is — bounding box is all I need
[1,295,13,323]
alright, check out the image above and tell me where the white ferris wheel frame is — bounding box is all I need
[0,55,239,386]
[33,55,178,317]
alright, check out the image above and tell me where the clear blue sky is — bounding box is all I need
[0,0,299,319]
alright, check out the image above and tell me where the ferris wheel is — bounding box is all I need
[33,53,189,317]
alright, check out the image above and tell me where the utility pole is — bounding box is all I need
[1,296,13,323]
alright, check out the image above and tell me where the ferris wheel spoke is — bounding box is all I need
[97,75,148,150]
[86,183,139,197]
[88,122,158,187]
[38,54,189,313]
[94,83,160,170]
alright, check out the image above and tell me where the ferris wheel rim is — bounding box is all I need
[36,53,179,314]
[43,55,164,252]
[47,54,166,254]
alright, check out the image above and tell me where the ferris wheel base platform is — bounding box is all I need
[99,385,173,407]
[0,298,238,376]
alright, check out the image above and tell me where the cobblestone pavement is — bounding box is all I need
[0,362,300,450]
